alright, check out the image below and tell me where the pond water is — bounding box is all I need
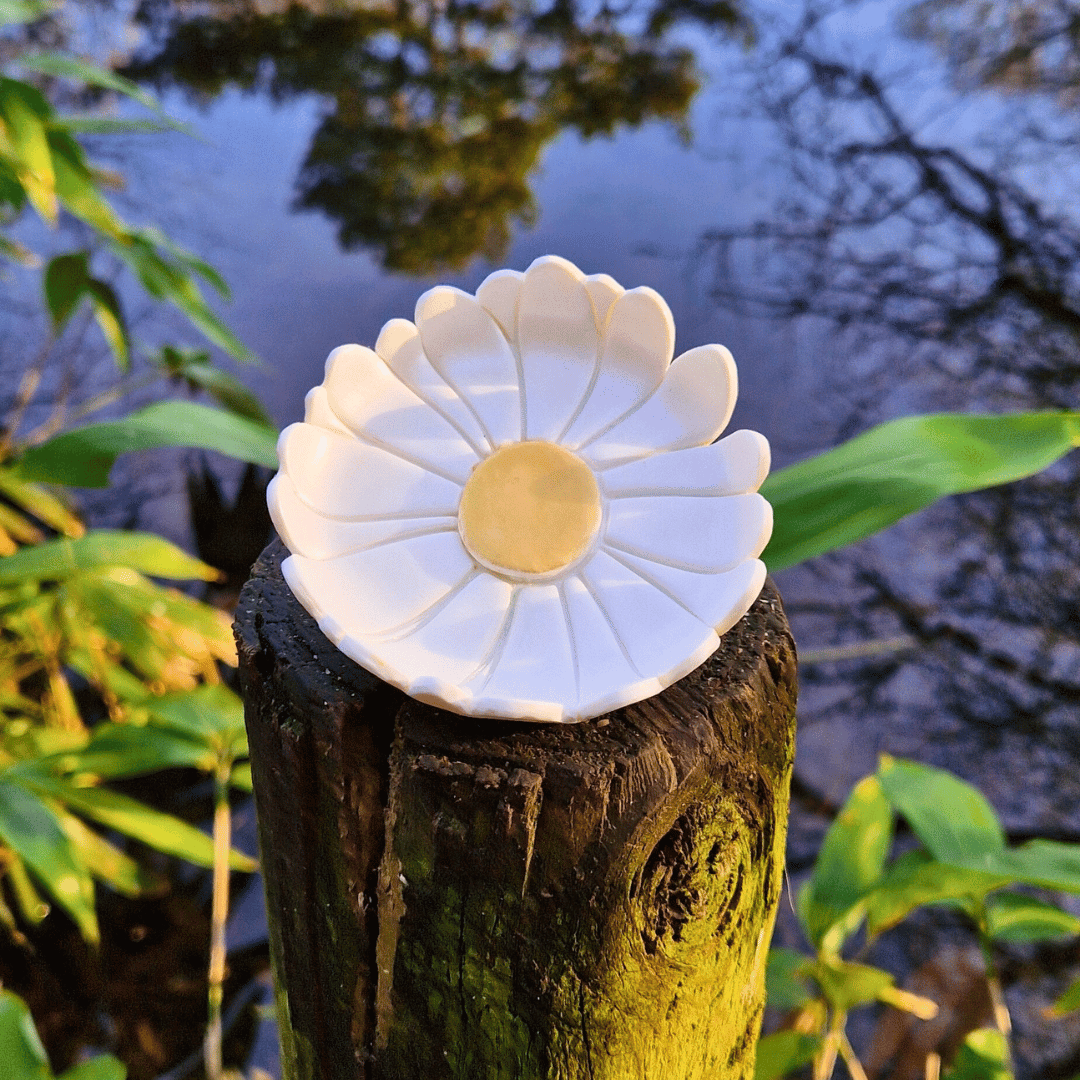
[5,0,1080,1076]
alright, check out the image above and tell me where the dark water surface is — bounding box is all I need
[8,0,1080,1075]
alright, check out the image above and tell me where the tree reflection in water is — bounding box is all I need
[124,0,746,272]
[701,7,1080,1074]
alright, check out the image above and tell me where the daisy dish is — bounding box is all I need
[268,255,773,723]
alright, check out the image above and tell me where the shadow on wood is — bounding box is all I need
[235,539,797,1080]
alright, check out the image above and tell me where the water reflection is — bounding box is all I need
[122,0,746,272]
[903,0,1080,105]
[703,11,1080,1073]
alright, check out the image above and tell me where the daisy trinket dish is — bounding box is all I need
[267,256,773,723]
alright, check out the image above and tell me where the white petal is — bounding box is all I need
[600,430,771,498]
[604,492,772,573]
[585,274,624,328]
[466,584,575,723]
[578,550,718,684]
[322,344,479,483]
[269,473,455,561]
[581,344,737,468]
[375,317,490,454]
[368,572,515,706]
[279,423,461,519]
[602,551,767,636]
[304,385,353,436]
[282,530,474,640]
[475,269,522,344]
[560,287,674,449]
[560,575,659,719]
[517,256,599,442]
[415,286,522,448]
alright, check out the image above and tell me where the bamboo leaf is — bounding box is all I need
[878,755,1005,866]
[0,469,84,537]
[146,684,247,751]
[43,251,90,328]
[0,77,56,222]
[762,412,1080,571]
[13,774,257,873]
[0,989,50,1080]
[0,778,98,942]
[47,128,123,236]
[59,722,213,779]
[13,401,278,487]
[59,812,164,898]
[0,531,220,583]
[60,1057,127,1080]
[987,839,1080,894]
[0,0,50,25]
[17,52,171,123]
[1048,975,1080,1017]
[157,346,272,424]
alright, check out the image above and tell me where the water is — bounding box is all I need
[6,0,1080,1075]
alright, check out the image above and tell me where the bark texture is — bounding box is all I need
[235,539,798,1080]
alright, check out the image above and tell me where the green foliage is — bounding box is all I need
[12,402,278,487]
[0,40,263,986]
[0,988,126,1080]
[761,411,1080,571]
[759,757,1080,1080]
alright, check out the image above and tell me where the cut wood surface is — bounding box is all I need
[235,539,798,1080]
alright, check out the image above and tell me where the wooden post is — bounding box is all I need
[234,539,797,1080]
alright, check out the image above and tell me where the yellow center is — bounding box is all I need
[458,441,602,576]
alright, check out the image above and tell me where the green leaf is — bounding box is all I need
[864,850,1010,937]
[0,0,50,26]
[42,253,129,367]
[0,778,98,942]
[761,412,1080,571]
[47,128,123,236]
[754,1031,820,1080]
[0,989,50,1080]
[43,251,89,328]
[52,116,182,136]
[60,812,163,898]
[943,1027,1013,1080]
[765,947,814,1010]
[13,401,278,487]
[808,959,894,1012]
[878,755,1004,866]
[0,530,220,584]
[987,839,1080,893]
[57,723,213,780]
[60,1057,127,1080]
[983,891,1080,943]
[229,761,253,792]
[0,77,56,222]
[146,684,247,752]
[0,235,38,265]
[0,469,84,537]
[110,232,252,361]
[800,774,893,949]
[14,774,256,873]
[158,347,272,425]
[1049,975,1080,1017]
[17,52,172,124]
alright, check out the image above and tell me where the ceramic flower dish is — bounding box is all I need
[268,255,772,722]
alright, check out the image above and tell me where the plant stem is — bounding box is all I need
[814,1008,847,1080]
[839,1031,870,1080]
[204,756,233,1080]
[975,908,1012,1038]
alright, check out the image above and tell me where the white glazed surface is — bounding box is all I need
[268,255,773,723]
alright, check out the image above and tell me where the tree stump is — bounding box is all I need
[234,539,797,1080]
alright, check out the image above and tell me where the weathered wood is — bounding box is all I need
[235,539,797,1080]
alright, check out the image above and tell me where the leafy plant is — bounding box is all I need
[757,757,1080,1080]
[0,987,125,1080]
